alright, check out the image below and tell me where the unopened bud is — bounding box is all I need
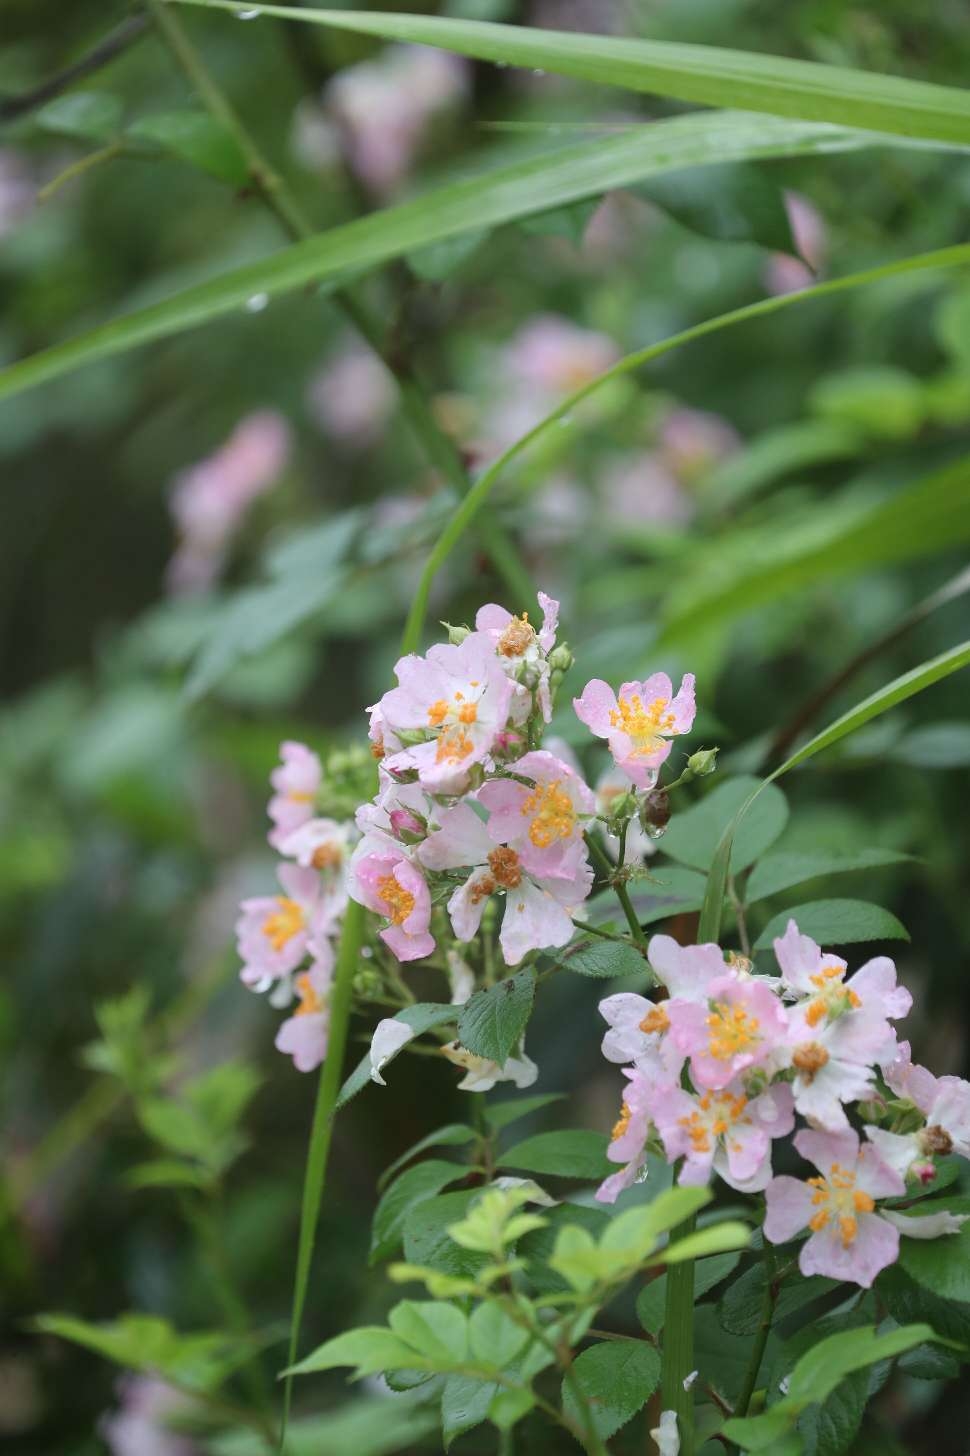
[686,746,719,778]
[443,621,470,646]
[547,643,574,674]
[857,1094,888,1124]
[389,807,427,841]
[911,1159,938,1187]
[352,968,383,997]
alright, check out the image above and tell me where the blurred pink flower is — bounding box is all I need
[659,407,740,481]
[504,314,620,395]
[324,45,469,196]
[101,1377,196,1456]
[307,342,396,446]
[766,191,827,296]
[601,454,693,529]
[166,411,290,594]
[529,0,624,33]
[0,151,34,236]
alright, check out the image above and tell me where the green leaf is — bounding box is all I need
[127,111,250,186]
[562,1340,661,1440]
[897,1196,970,1301]
[388,1301,468,1367]
[518,1202,610,1294]
[698,640,970,943]
[753,899,908,952]
[661,776,789,874]
[488,1387,536,1431]
[659,1221,751,1264]
[442,1374,500,1450]
[403,1191,490,1280]
[469,1302,531,1368]
[407,229,489,281]
[810,366,926,442]
[622,865,710,925]
[124,1158,211,1191]
[636,1251,740,1335]
[720,1267,840,1337]
[185,4,970,146]
[35,92,123,144]
[498,1129,612,1180]
[184,1060,261,1135]
[378,1124,477,1192]
[371,1160,469,1264]
[457,970,535,1064]
[31,1314,245,1391]
[137,1097,208,1160]
[705,420,862,511]
[888,721,970,769]
[335,1003,456,1110]
[0,110,892,405]
[555,938,647,978]
[878,1264,970,1348]
[638,161,795,253]
[286,1326,427,1378]
[746,849,912,904]
[485,1092,565,1132]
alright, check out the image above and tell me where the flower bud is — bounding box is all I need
[389,806,427,842]
[686,746,719,778]
[911,1159,938,1187]
[640,788,670,837]
[547,643,574,674]
[443,621,470,646]
[857,1094,888,1124]
[352,968,383,997]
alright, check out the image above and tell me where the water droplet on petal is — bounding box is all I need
[245,292,269,313]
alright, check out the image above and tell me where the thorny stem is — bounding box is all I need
[585,832,651,958]
[147,0,532,626]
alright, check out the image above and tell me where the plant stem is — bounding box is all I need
[660,1212,696,1456]
[732,1244,777,1424]
[37,142,125,203]
[585,832,651,958]
[146,0,532,625]
[280,898,364,1451]
[0,15,148,122]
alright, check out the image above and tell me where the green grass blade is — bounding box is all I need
[0,115,910,406]
[698,640,970,943]
[279,898,364,1452]
[177,2,970,147]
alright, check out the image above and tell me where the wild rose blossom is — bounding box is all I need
[574,672,696,787]
[268,741,322,850]
[868,1041,970,1179]
[376,633,514,792]
[236,863,336,989]
[477,749,594,879]
[352,848,435,962]
[475,591,561,722]
[597,1066,660,1204]
[275,961,332,1072]
[764,1127,907,1286]
[418,800,592,965]
[650,1079,795,1193]
[666,974,789,1091]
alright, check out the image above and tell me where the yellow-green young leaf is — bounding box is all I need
[387,1301,469,1367]
[285,1327,427,1378]
[488,1387,536,1432]
[655,1222,751,1265]
[547,1224,602,1292]
[469,1303,531,1368]
[30,1314,244,1392]
[447,1184,543,1253]
[0,112,892,406]
[177,3,970,146]
[562,1341,661,1441]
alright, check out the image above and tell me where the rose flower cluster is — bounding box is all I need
[598,922,970,1286]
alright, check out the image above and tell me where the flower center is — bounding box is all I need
[678,1090,749,1153]
[287,789,315,803]
[497,614,535,657]
[435,725,476,764]
[521,779,576,848]
[920,1124,954,1157]
[608,693,675,757]
[262,897,305,952]
[804,967,861,1027]
[807,1163,875,1246]
[377,874,415,925]
[295,972,324,1017]
[792,1041,830,1082]
[706,1001,761,1060]
[611,1100,632,1141]
[488,846,523,890]
[639,1005,670,1035]
[312,842,343,871]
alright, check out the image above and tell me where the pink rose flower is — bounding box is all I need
[236,863,333,989]
[477,750,594,879]
[352,849,434,962]
[376,634,514,792]
[504,314,620,395]
[475,591,561,723]
[597,991,685,1081]
[267,741,322,850]
[649,1079,794,1193]
[596,1066,658,1204]
[573,672,696,787]
[419,800,592,966]
[868,1044,970,1176]
[764,1127,905,1287]
[765,191,827,296]
[275,962,332,1072]
[666,975,789,1091]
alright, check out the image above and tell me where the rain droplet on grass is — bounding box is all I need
[245,292,269,313]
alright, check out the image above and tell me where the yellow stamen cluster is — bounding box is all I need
[497,614,535,657]
[294,972,324,1018]
[435,726,475,764]
[521,779,576,848]
[311,842,343,871]
[678,1091,749,1154]
[804,966,861,1027]
[611,1101,632,1142]
[639,1005,670,1035]
[807,1162,875,1245]
[377,874,415,925]
[262,897,305,952]
[488,846,523,890]
[792,1042,830,1082]
[706,1001,761,1060]
[608,693,675,757]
